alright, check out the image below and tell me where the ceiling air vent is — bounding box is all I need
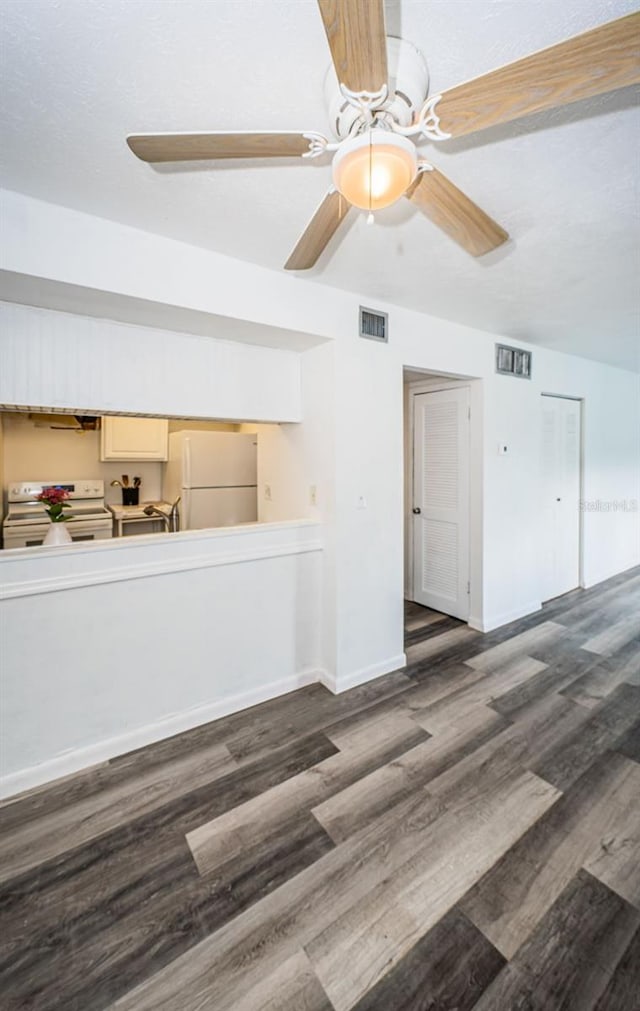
[359,306,388,343]
[495,343,532,379]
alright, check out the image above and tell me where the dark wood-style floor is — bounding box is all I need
[1,570,639,1010]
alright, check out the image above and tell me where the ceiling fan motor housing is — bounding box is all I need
[324,37,429,139]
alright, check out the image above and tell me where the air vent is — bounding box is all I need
[359,306,388,343]
[496,343,532,379]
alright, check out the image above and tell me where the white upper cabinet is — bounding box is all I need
[100,417,169,461]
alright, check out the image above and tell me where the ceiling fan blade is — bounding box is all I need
[407,168,508,257]
[127,132,314,163]
[435,12,640,139]
[317,0,388,92]
[285,189,351,270]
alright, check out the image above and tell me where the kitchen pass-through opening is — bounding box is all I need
[0,409,269,550]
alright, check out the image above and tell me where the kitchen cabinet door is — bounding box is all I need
[100,417,168,461]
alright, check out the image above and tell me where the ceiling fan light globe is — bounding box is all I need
[332,130,418,211]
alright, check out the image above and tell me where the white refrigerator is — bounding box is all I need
[162,431,258,530]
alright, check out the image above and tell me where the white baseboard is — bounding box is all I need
[316,668,336,693]
[0,668,321,800]
[0,649,413,800]
[582,559,640,590]
[469,601,541,634]
[322,653,407,695]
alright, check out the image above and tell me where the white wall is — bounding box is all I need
[3,194,636,649]
[535,346,640,588]
[395,320,639,630]
[247,343,338,678]
[0,521,323,795]
[1,190,638,792]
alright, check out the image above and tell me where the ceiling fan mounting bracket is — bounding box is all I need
[391,96,451,142]
[338,83,390,124]
[324,36,429,140]
[416,95,451,141]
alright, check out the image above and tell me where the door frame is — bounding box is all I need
[405,377,478,624]
[540,393,585,593]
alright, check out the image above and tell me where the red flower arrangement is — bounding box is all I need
[36,486,71,523]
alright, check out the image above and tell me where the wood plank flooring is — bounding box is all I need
[1,568,639,1010]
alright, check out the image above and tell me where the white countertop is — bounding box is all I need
[107,501,171,521]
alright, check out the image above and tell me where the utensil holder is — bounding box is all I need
[122,488,139,506]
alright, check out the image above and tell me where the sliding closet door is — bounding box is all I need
[541,395,581,601]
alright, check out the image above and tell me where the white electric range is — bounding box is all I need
[2,479,113,549]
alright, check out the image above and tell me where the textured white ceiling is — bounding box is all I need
[1,0,639,370]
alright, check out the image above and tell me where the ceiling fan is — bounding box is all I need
[127,2,640,270]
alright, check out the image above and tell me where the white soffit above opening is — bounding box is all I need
[0,0,638,371]
[0,272,327,352]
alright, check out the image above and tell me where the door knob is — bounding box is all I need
[413,507,421,515]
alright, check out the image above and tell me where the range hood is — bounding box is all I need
[30,413,100,431]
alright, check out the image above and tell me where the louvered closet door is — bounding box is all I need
[541,395,581,601]
[413,388,470,619]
